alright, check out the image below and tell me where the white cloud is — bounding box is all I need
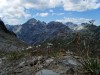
[0,0,100,24]
[62,0,100,11]
[52,13,64,16]
[23,0,62,10]
[4,17,21,25]
[22,0,100,11]
[49,9,54,12]
[0,0,31,25]
[56,17,92,24]
[36,12,49,17]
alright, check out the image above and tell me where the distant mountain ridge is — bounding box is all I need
[6,18,100,46]
[6,18,72,44]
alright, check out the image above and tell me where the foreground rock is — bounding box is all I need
[0,53,83,75]
[35,69,59,75]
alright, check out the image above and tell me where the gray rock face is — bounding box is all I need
[18,19,47,44]
[0,54,83,75]
[0,20,26,51]
[65,22,78,30]
[35,69,59,75]
[59,56,81,66]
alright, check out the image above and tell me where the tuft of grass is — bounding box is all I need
[0,49,65,60]
[6,52,25,60]
[82,58,100,75]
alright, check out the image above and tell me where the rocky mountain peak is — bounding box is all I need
[47,21,64,29]
[66,22,74,25]
[81,23,89,26]
[65,22,77,30]
[48,21,63,25]
[25,18,37,25]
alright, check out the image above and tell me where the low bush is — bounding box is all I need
[82,58,100,75]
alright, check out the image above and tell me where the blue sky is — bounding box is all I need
[0,0,100,25]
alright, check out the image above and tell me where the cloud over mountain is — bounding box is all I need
[0,0,100,25]
[23,0,100,11]
[56,17,92,24]
[36,12,49,17]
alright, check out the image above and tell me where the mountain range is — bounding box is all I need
[6,18,84,44]
[5,18,100,55]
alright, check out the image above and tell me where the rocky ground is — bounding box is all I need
[0,51,85,75]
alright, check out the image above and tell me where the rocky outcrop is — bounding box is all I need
[0,53,83,75]
[0,20,27,51]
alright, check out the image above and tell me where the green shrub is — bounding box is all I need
[83,58,100,75]
[7,52,24,60]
